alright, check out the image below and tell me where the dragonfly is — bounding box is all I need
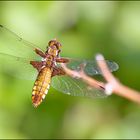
[0,25,119,107]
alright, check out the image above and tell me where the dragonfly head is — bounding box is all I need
[46,39,62,57]
[48,39,62,50]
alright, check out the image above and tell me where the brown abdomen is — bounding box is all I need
[32,67,52,107]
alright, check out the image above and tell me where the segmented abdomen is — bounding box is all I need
[32,67,52,107]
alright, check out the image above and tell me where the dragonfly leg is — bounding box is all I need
[52,67,65,77]
[56,58,69,63]
[30,61,44,72]
[35,48,46,58]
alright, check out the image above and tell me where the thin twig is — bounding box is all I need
[96,54,140,104]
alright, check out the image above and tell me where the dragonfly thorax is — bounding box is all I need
[47,46,60,57]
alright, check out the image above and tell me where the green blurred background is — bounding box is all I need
[0,1,140,139]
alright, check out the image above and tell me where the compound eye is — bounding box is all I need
[48,40,55,46]
[56,42,62,49]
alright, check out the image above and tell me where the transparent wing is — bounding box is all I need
[52,58,119,97]
[0,25,46,80]
[0,25,43,51]
[0,52,38,80]
[65,59,119,76]
[51,75,107,98]
[0,25,45,61]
